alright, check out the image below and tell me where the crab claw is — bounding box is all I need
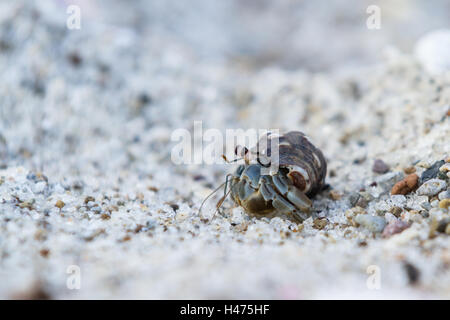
[286,188,312,213]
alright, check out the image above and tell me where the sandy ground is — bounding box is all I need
[0,1,449,299]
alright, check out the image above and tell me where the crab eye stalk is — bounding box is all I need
[234,145,249,157]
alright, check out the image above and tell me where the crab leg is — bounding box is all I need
[259,177,298,214]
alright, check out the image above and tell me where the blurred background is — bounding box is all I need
[1,0,449,175]
[12,0,450,71]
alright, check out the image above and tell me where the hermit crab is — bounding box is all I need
[200,131,327,222]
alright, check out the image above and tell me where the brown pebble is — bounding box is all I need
[55,200,65,209]
[429,218,439,238]
[121,235,131,242]
[403,166,416,174]
[34,230,48,242]
[108,205,119,212]
[67,52,82,66]
[439,199,450,209]
[358,240,368,247]
[389,206,403,217]
[100,213,111,220]
[84,196,95,204]
[136,192,145,201]
[382,219,409,237]
[39,248,50,258]
[372,159,390,174]
[19,201,35,210]
[329,190,341,200]
[313,218,328,230]
[356,196,368,208]
[391,174,419,195]
[235,222,249,233]
[147,186,159,192]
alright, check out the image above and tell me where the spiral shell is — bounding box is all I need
[246,131,327,196]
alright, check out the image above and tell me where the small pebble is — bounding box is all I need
[176,211,188,221]
[391,174,419,195]
[420,160,445,183]
[416,161,430,168]
[100,213,110,220]
[403,262,420,285]
[420,201,431,211]
[372,159,390,174]
[313,218,328,230]
[439,199,450,209]
[19,200,35,210]
[430,199,439,207]
[403,166,416,174]
[375,195,406,213]
[437,218,450,234]
[439,163,450,173]
[146,220,157,230]
[416,178,447,196]
[376,171,404,191]
[147,186,159,192]
[438,189,450,200]
[84,196,95,204]
[329,190,341,200]
[429,208,446,219]
[389,206,403,218]
[348,193,360,207]
[39,248,50,258]
[359,191,373,202]
[34,181,46,193]
[346,206,366,219]
[168,203,180,212]
[406,195,429,211]
[382,219,410,237]
[55,200,65,209]
[67,52,82,66]
[91,206,102,214]
[355,214,386,233]
[231,209,245,225]
[356,196,368,208]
